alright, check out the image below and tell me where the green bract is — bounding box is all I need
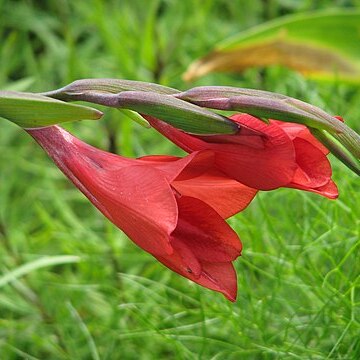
[0,91,103,128]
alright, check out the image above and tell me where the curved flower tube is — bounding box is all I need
[146,113,338,198]
[27,126,258,301]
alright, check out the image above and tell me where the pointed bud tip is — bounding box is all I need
[0,90,103,128]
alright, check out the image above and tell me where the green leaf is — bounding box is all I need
[184,9,360,82]
[0,91,103,128]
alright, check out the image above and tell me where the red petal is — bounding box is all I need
[272,120,329,155]
[312,180,338,199]
[214,115,296,190]
[169,236,202,277]
[198,261,238,301]
[288,179,338,199]
[151,196,241,300]
[154,254,238,301]
[94,165,178,255]
[138,150,215,182]
[147,114,297,190]
[172,168,258,218]
[28,126,177,256]
[172,196,242,262]
[290,138,332,189]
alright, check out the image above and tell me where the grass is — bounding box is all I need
[0,0,360,359]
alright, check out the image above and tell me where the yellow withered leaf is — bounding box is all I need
[184,10,360,82]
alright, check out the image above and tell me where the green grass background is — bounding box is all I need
[0,0,359,359]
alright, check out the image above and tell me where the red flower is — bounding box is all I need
[27,126,258,301]
[146,113,338,198]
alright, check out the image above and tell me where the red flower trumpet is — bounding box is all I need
[146,113,338,198]
[27,126,258,301]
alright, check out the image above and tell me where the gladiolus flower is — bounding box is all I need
[146,113,338,198]
[27,126,258,301]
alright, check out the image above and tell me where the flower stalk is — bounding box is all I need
[42,80,240,135]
